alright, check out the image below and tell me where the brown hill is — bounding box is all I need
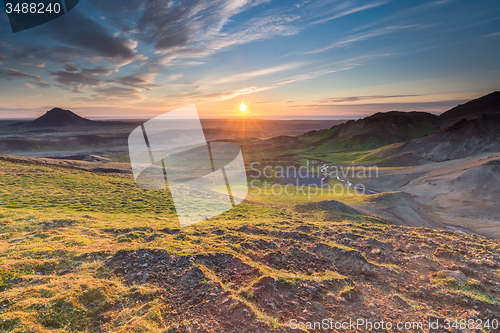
[440,91,500,119]
[320,111,440,150]
[253,111,441,155]
[370,113,500,165]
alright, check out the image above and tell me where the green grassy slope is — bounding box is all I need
[1,159,500,332]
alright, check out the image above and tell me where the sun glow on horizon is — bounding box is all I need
[240,103,247,112]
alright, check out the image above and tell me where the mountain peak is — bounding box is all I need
[25,107,95,128]
[48,107,70,113]
[440,91,500,119]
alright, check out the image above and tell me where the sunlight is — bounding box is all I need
[240,103,247,112]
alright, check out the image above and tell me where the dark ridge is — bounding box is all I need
[360,111,439,126]
[10,107,128,128]
[440,91,500,119]
[380,113,500,165]
[316,111,440,150]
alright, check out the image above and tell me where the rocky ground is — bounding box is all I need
[103,223,500,332]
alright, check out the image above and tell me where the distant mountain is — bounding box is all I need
[316,111,440,151]
[255,91,500,162]
[23,108,96,127]
[440,91,500,119]
[262,111,440,154]
[369,113,500,165]
[11,107,128,128]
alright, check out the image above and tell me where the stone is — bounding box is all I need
[362,263,377,276]
[442,270,467,282]
[312,302,325,313]
[325,294,336,304]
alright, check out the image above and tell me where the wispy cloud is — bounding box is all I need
[167,73,184,81]
[216,63,303,84]
[0,68,50,87]
[350,0,457,33]
[171,51,393,105]
[484,31,500,37]
[162,85,274,104]
[275,67,353,86]
[72,86,145,104]
[113,73,160,90]
[307,24,419,54]
[315,94,420,103]
[310,0,392,25]
[50,71,104,88]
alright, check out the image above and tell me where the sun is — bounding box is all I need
[240,103,247,112]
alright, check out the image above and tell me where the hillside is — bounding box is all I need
[353,153,500,237]
[369,113,500,165]
[245,111,441,164]
[1,157,500,332]
[315,111,440,151]
[440,91,500,120]
[252,91,500,165]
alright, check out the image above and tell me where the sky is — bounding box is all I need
[0,0,499,119]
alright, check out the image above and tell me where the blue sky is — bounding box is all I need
[0,0,499,119]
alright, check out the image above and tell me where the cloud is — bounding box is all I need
[167,73,184,81]
[86,0,297,67]
[21,62,46,68]
[307,25,418,54]
[93,86,142,98]
[81,67,116,77]
[114,73,160,90]
[63,62,79,72]
[275,67,353,86]
[315,95,420,103]
[216,63,303,84]
[133,0,273,51]
[0,52,5,65]
[350,0,455,34]
[310,0,392,25]
[72,86,144,103]
[40,11,140,65]
[11,45,81,63]
[50,66,118,92]
[163,85,274,103]
[198,86,274,101]
[50,71,103,88]
[0,68,50,87]
[164,63,358,105]
[484,31,500,37]
[202,13,301,52]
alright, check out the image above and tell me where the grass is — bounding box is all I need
[0,156,380,332]
[3,153,498,332]
[432,272,500,306]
